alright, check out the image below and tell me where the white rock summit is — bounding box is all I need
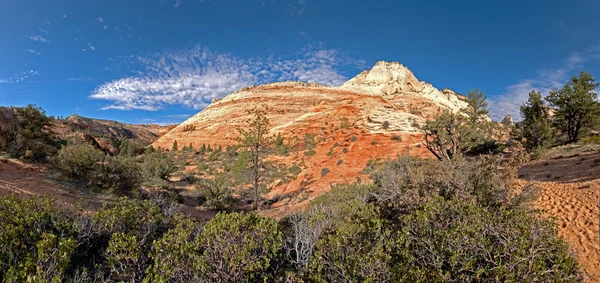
[340,61,468,113]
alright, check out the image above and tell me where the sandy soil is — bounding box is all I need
[519,151,600,282]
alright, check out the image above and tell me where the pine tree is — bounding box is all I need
[236,109,276,210]
[172,140,178,151]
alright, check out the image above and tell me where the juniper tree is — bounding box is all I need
[546,72,600,142]
[519,90,553,149]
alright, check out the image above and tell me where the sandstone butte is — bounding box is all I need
[153,61,486,215]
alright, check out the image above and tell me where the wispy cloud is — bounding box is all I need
[67,76,95,82]
[0,70,40,84]
[27,49,41,56]
[489,46,599,121]
[37,27,49,34]
[28,35,50,43]
[90,44,364,111]
[97,17,103,23]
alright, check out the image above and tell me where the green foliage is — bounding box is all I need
[399,198,581,281]
[141,151,177,182]
[172,140,178,151]
[308,200,394,282]
[119,139,139,157]
[235,108,285,210]
[519,90,554,149]
[464,89,489,123]
[145,215,203,282]
[0,195,76,282]
[198,212,282,282]
[197,176,233,211]
[91,155,141,195]
[0,105,58,161]
[50,144,141,194]
[144,145,155,154]
[50,143,104,183]
[320,167,330,177]
[546,72,600,142]
[421,111,465,160]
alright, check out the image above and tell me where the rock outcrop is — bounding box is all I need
[153,61,482,214]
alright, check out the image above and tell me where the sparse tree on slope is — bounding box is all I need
[236,108,275,210]
[546,71,600,143]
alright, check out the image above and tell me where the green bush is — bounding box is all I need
[398,198,581,281]
[50,143,104,184]
[320,167,330,177]
[91,155,142,195]
[0,195,76,282]
[198,212,282,282]
[197,176,234,211]
[141,151,177,182]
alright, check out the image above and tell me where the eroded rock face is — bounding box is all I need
[501,115,514,127]
[153,61,481,214]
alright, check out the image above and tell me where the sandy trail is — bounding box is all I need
[519,151,600,282]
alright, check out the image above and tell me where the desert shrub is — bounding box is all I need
[198,212,282,282]
[288,164,302,176]
[336,159,343,165]
[90,155,142,195]
[0,195,77,282]
[0,105,58,161]
[304,149,316,156]
[350,135,357,142]
[581,135,600,144]
[197,176,234,211]
[308,200,394,282]
[382,120,390,129]
[391,135,402,141]
[50,143,104,184]
[398,198,582,281]
[50,144,142,194]
[141,151,177,183]
[320,167,330,177]
[146,214,204,282]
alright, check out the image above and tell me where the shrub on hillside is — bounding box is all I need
[197,176,234,211]
[90,155,142,195]
[50,143,104,184]
[0,105,58,161]
[141,151,177,183]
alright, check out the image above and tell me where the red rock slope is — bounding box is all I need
[153,61,476,209]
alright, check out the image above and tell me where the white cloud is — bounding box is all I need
[27,49,41,56]
[0,70,40,84]
[38,27,49,34]
[62,14,67,18]
[90,44,364,111]
[489,49,598,121]
[97,17,103,23]
[174,0,182,7]
[28,35,50,43]
[103,25,108,30]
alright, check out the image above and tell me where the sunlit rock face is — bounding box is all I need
[153,61,479,215]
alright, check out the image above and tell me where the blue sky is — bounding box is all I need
[1,0,599,124]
